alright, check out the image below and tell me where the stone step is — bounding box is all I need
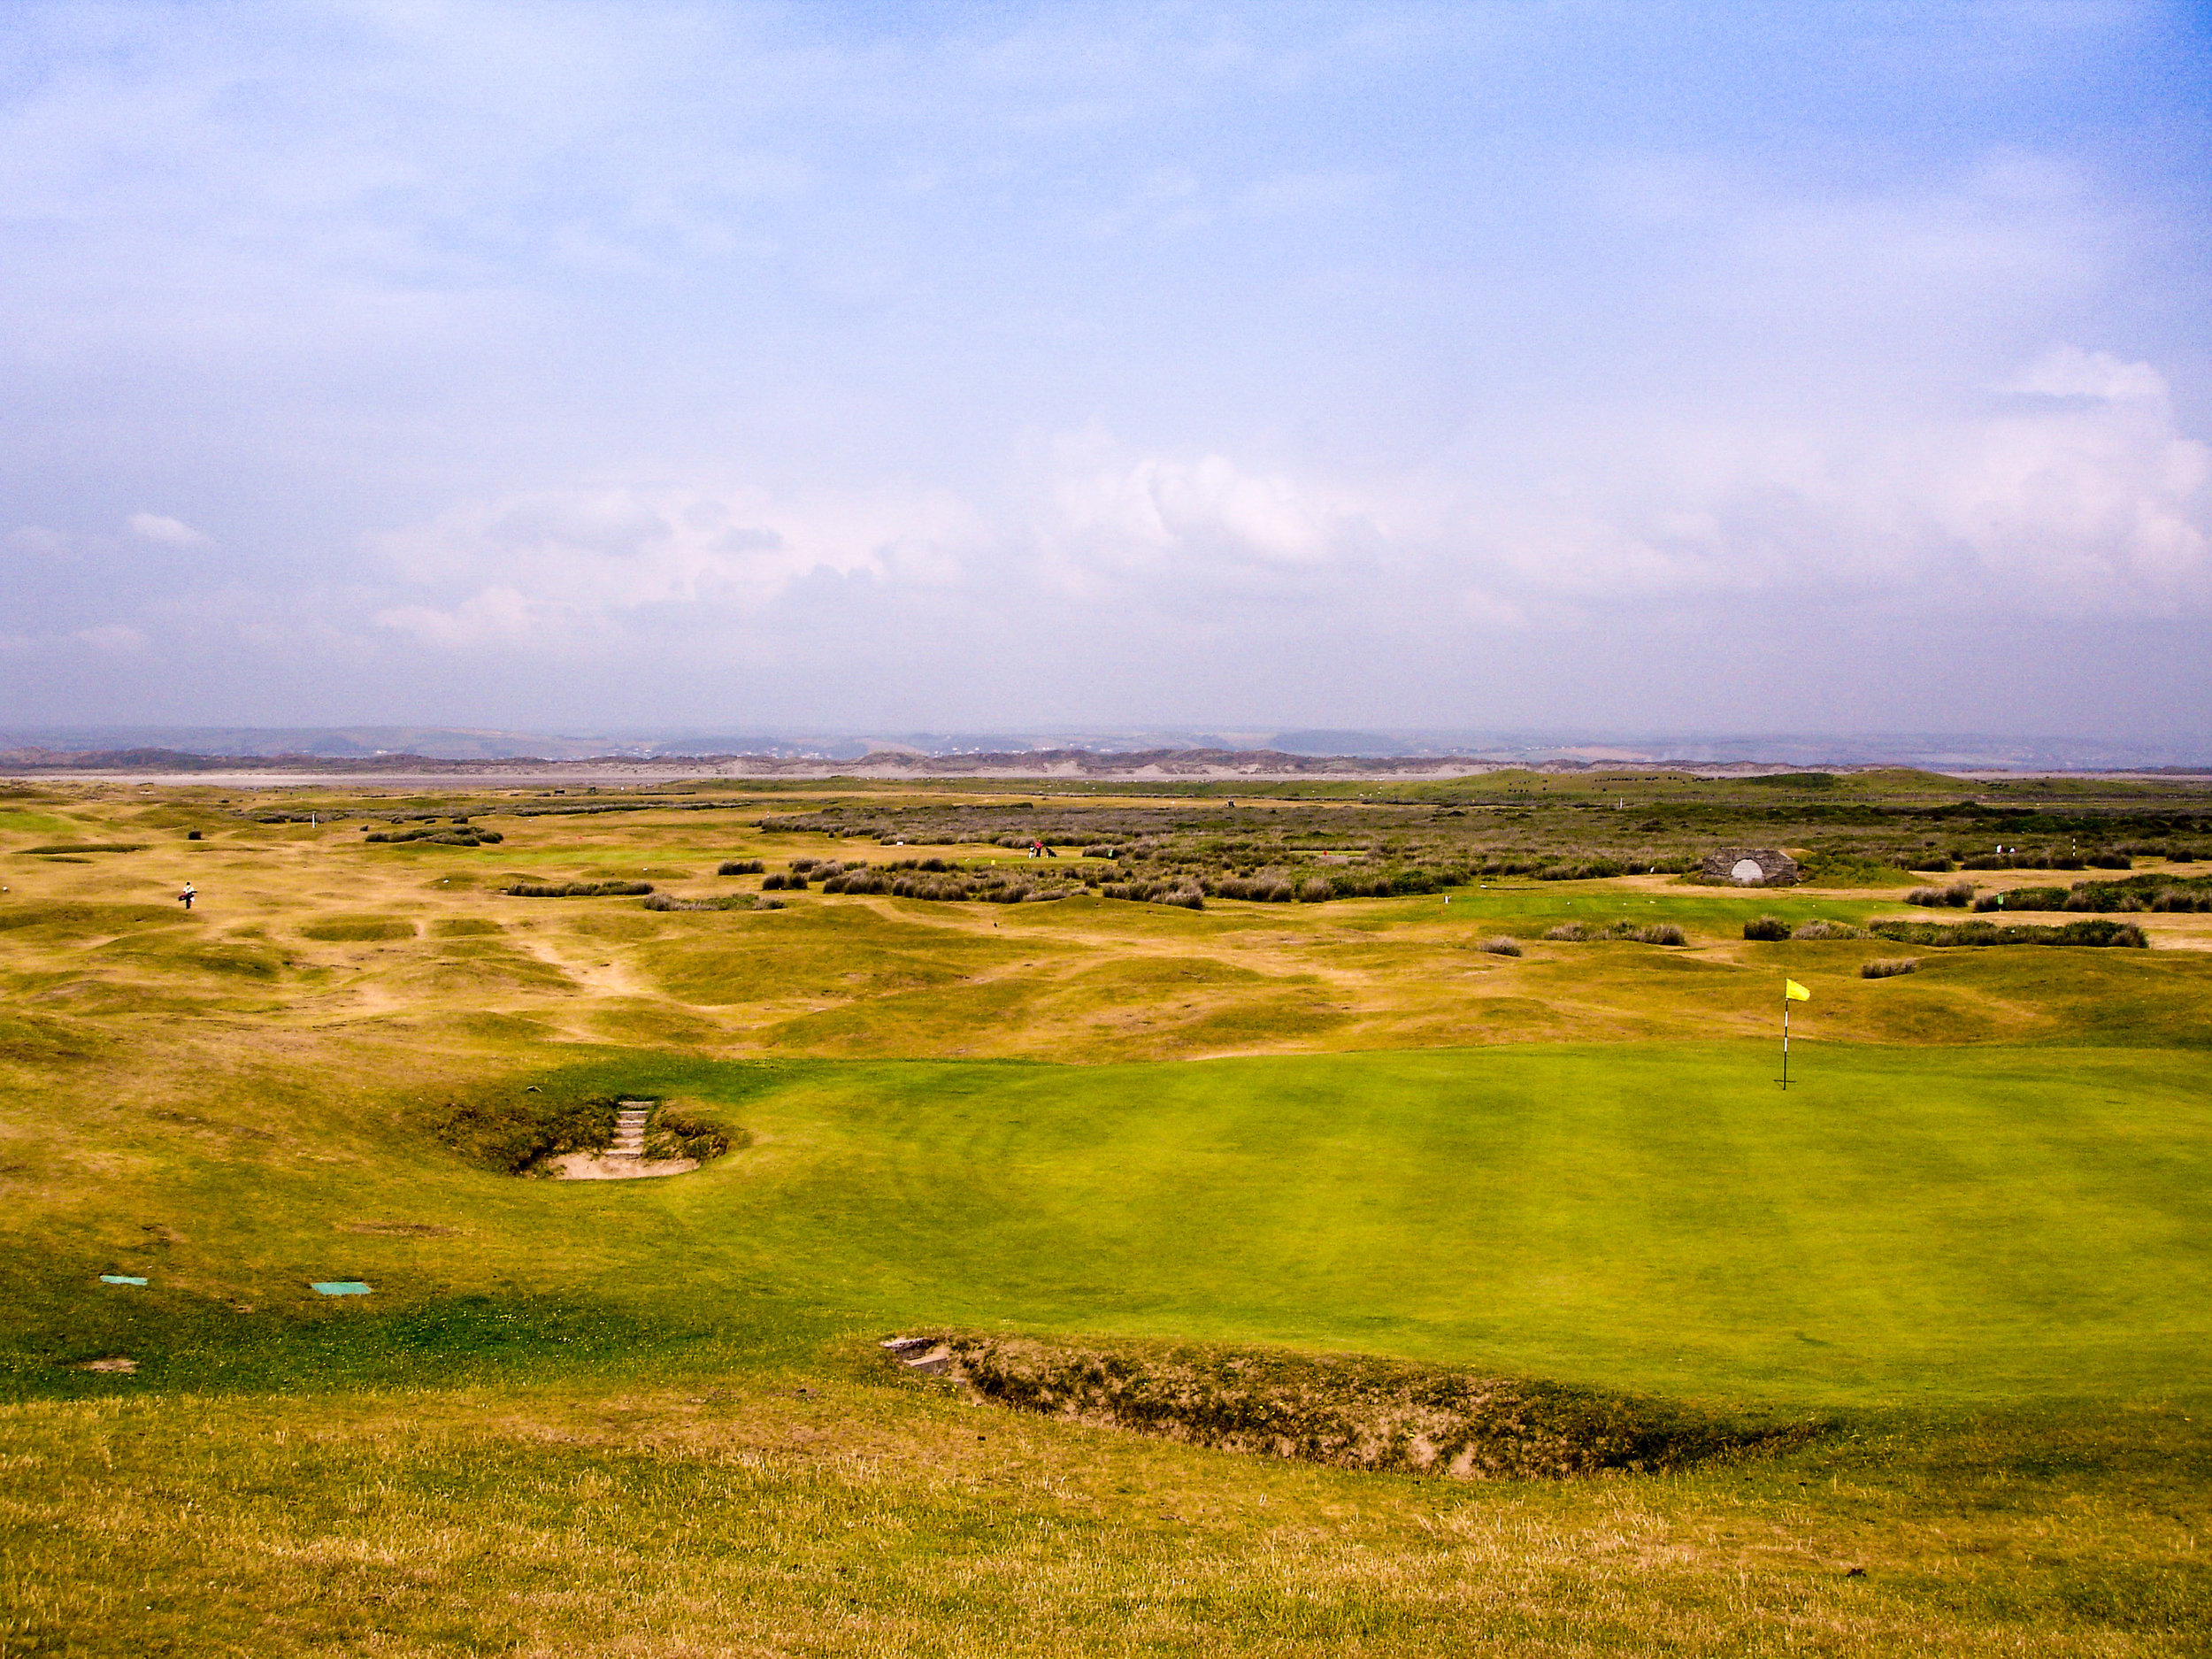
[608,1099,656,1159]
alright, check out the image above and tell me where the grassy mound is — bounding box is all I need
[298,915,417,941]
[912,1333,1822,1479]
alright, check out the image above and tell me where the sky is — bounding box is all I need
[3,0,2208,743]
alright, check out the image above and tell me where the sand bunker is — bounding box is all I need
[545,1151,700,1180]
[886,1332,1821,1480]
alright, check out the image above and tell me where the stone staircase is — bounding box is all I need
[611,1099,655,1161]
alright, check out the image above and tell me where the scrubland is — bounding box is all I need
[2,768,2208,1655]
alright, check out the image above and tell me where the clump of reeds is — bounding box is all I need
[1479,935,1521,956]
[1742,916,1790,941]
[1861,957,1918,979]
[716,858,764,876]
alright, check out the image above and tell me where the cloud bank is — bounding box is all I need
[0,2,2206,740]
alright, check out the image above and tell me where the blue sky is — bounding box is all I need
[3,1,2208,740]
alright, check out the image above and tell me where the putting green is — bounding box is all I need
[180,1040,2200,1408]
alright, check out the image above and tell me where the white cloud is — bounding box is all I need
[127,512,211,546]
[369,482,982,648]
[2004,345,2170,403]
[1042,431,1370,586]
[360,353,2212,660]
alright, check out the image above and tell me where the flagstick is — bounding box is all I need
[1781,997,1789,1090]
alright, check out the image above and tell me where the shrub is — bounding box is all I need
[1479,935,1521,956]
[1905,880,1974,908]
[642,893,764,912]
[1545,919,1683,944]
[2153,888,2212,912]
[1861,957,1919,979]
[1975,885,2065,911]
[2087,852,2131,870]
[753,895,786,910]
[1742,916,1790,941]
[716,858,764,876]
[501,879,653,897]
[1790,920,1863,941]
[366,826,503,846]
[1870,918,2149,949]
[1297,877,1333,902]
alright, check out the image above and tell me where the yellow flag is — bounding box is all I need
[1784,979,1810,1002]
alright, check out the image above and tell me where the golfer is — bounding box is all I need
[178,882,196,911]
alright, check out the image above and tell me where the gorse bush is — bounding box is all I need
[364,825,503,846]
[1905,880,1975,908]
[1545,920,1685,945]
[1210,874,1297,902]
[1742,916,1790,941]
[1790,919,1863,941]
[1870,918,2149,949]
[1861,957,1919,979]
[1970,872,2212,914]
[501,879,653,897]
